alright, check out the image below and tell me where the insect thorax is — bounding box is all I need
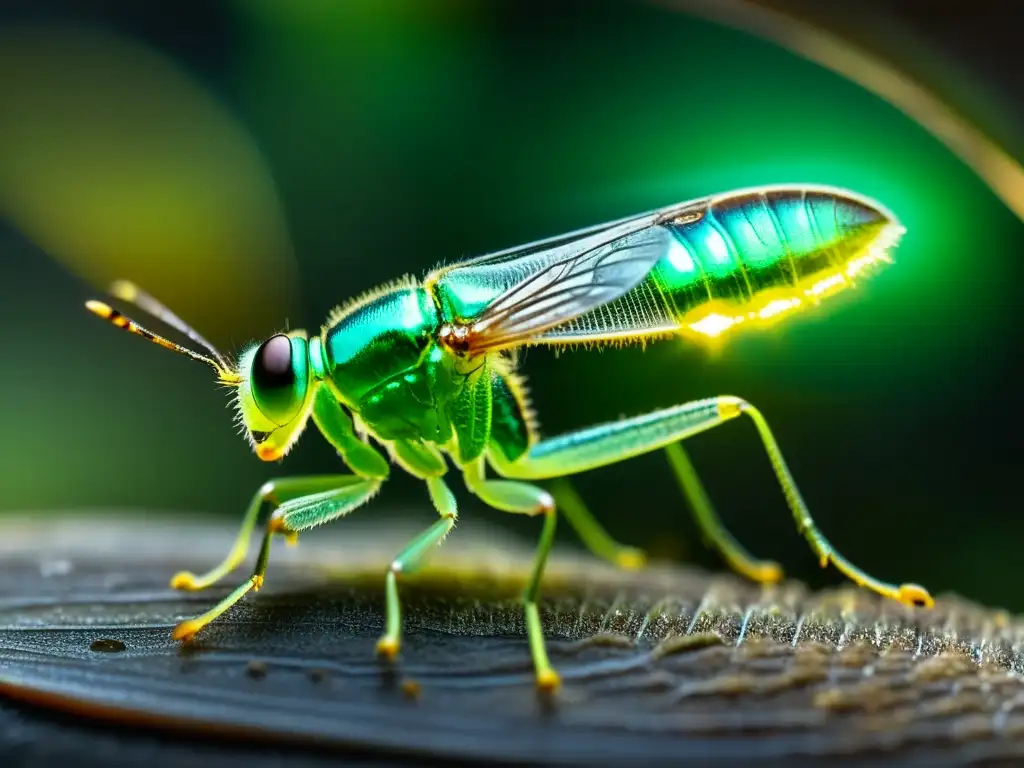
[319,283,470,445]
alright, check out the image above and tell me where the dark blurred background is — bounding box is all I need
[1,1,1021,608]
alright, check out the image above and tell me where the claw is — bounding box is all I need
[169,571,199,591]
[171,619,204,642]
[615,548,647,571]
[376,636,400,660]
[536,668,561,693]
[896,583,934,609]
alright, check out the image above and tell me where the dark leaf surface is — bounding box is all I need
[1,514,1023,767]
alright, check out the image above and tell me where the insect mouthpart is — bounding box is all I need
[256,442,285,462]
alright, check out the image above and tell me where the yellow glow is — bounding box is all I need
[758,297,801,319]
[689,313,739,337]
[682,231,898,339]
[806,272,847,297]
[845,249,892,277]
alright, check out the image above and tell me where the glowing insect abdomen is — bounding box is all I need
[545,186,903,342]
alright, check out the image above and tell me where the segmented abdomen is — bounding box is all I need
[543,185,903,341]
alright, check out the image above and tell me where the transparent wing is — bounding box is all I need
[467,225,676,350]
[428,197,707,353]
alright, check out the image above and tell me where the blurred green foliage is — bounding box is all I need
[0,1,1020,610]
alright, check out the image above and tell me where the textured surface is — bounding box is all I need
[2,513,1024,767]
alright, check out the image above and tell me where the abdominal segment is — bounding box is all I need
[541,185,903,343]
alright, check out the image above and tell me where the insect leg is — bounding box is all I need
[547,478,646,571]
[664,442,782,584]
[374,439,460,660]
[170,475,361,592]
[312,385,392,480]
[172,387,390,593]
[490,397,933,608]
[375,472,458,661]
[464,462,560,691]
[172,476,382,641]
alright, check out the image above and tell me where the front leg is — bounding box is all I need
[172,385,388,593]
[489,396,933,608]
[173,475,383,641]
[171,475,363,592]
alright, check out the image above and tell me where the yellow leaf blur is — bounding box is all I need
[0,25,301,344]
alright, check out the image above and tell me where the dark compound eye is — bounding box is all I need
[249,333,310,426]
[253,334,294,392]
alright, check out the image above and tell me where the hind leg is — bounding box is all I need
[465,465,560,691]
[490,396,932,608]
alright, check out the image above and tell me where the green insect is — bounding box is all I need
[86,183,933,692]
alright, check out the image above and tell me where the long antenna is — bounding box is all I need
[85,300,240,385]
[110,280,229,369]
